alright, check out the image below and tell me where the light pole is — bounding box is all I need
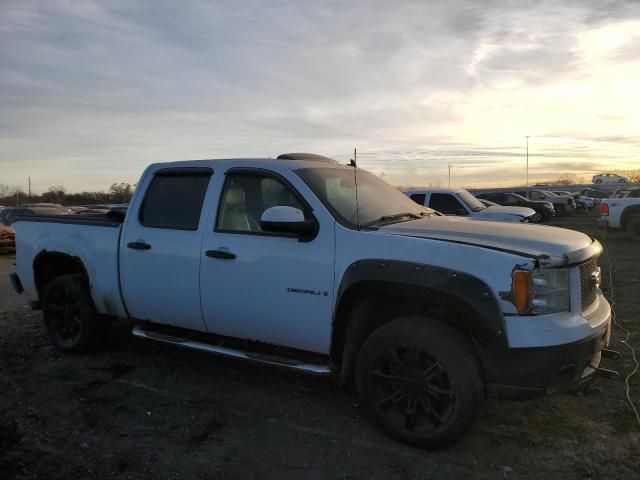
[525,136,530,187]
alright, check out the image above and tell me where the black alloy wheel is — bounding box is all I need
[43,274,106,353]
[356,316,483,449]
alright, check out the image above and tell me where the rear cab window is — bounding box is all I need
[139,170,212,230]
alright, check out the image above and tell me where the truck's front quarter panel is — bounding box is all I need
[334,225,612,396]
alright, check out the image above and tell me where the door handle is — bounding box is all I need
[127,241,151,250]
[206,249,236,260]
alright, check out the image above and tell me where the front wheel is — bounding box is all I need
[355,316,483,449]
[530,212,543,223]
[43,274,107,353]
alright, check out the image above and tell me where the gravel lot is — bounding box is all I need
[1,212,639,480]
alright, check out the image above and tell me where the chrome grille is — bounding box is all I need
[579,258,600,311]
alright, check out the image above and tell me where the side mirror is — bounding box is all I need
[260,206,317,240]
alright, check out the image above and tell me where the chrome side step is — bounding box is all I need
[131,326,332,375]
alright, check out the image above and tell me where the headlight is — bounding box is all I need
[512,269,570,315]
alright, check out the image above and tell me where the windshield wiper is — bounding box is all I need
[361,212,423,228]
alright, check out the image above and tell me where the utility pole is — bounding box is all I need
[525,136,530,187]
[353,148,357,165]
[28,177,32,199]
[448,164,452,188]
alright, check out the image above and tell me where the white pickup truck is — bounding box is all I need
[599,196,640,240]
[404,188,538,223]
[10,153,611,448]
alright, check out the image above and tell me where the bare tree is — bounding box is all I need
[42,185,67,204]
[0,184,24,204]
[109,182,134,203]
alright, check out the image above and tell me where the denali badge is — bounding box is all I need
[287,288,329,296]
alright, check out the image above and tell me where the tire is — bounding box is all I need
[355,316,484,449]
[626,216,640,242]
[42,274,107,353]
[530,212,542,223]
[595,179,603,184]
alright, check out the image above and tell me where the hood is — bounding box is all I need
[378,216,597,265]
[477,205,535,218]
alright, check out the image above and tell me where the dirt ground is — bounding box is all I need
[1,212,639,480]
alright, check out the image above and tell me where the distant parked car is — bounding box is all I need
[511,189,576,216]
[592,173,630,184]
[581,188,610,199]
[476,192,554,222]
[1,207,70,226]
[551,191,596,212]
[0,224,15,254]
[75,208,111,215]
[405,188,538,223]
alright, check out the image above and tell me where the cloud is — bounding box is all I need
[0,0,639,190]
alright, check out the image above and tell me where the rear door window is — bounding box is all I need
[429,193,466,215]
[140,172,211,230]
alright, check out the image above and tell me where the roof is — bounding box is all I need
[403,188,467,194]
[147,153,349,173]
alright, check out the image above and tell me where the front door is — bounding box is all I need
[200,168,335,354]
[120,168,212,332]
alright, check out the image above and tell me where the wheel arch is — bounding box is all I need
[33,250,89,303]
[330,260,507,385]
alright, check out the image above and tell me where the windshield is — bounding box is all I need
[456,190,486,212]
[295,167,432,228]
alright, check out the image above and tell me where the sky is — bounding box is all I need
[1,0,640,193]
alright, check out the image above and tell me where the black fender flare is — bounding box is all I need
[330,259,508,363]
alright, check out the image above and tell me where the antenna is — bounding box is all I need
[349,148,360,230]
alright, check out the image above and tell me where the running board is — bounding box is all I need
[131,326,332,375]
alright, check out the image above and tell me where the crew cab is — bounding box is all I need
[599,196,640,240]
[404,188,537,223]
[475,192,554,222]
[10,153,611,449]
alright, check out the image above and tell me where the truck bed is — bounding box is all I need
[13,214,128,318]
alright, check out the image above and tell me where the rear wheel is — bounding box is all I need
[43,274,107,353]
[626,216,640,242]
[355,316,483,449]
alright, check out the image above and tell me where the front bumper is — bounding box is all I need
[484,295,611,398]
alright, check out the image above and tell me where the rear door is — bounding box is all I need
[120,167,213,332]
